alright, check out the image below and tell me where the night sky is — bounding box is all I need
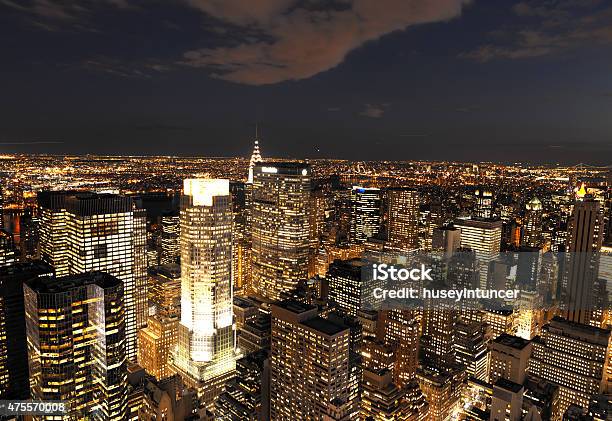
[1,0,611,164]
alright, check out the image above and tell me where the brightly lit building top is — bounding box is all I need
[183,178,229,206]
[247,127,263,183]
[525,196,542,211]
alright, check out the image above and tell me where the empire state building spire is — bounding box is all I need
[247,124,263,183]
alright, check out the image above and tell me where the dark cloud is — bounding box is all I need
[0,0,129,20]
[181,0,471,85]
[462,0,612,62]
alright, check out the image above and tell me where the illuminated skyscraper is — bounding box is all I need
[528,317,611,415]
[327,258,380,317]
[565,196,604,325]
[489,333,531,385]
[160,210,180,265]
[455,217,502,289]
[251,162,311,301]
[382,309,420,387]
[386,188,420,250]
[420,296,458,370]
[137,313,178,381]
[453,320,488,381]
[172,179,235,408]
[230,180,250,291]
[25,272,128,420]
[247,128,263,184]
[360,369,428,421]
[523,197,544,248]
[0,261,53,400]
[0,230,16,268]
[37,192,147,361]
[147,263,181,317]
[350,186,381,244]
[270,300,357,420]
[474,188,493,219]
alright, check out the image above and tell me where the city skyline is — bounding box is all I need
[1,1,612,163]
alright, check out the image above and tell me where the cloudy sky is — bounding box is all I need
[1,0,611,163]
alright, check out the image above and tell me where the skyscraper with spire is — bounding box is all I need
[247,125,263,184]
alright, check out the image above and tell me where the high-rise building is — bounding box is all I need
[270,300,357,420]
[37,191,148,360]
[230,180,250,292]
[0,261,53,399]
[488,333,532,384]
[421,294,458,370]
[490,378,524,421]
[327,258,380,317]
[215,349,270,421]
[160,209,180,265]
[247,130,263,184]
[360,368,428,421]
[139,375,199,420]
[237,312,271,355]
[432,225,461,258]
[453,320,488,381]
[20,205,40,260]
[565,196,604,325]
[251,162,311,301]
[147,263,181,317]
[172,179,236,408]
[528,317,611,415]
[416,366,465,421]
[350,186,381,244]
[382,309,420,387]
[25,272,128,420]
[0,229,16,268]
[523,197,544,248]
[137,313,179,381]
[455,218,502,288]
[474,188,493,219]
[386,188,420,250]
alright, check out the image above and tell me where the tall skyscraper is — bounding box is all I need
[251,162,311,301]
[160,209,180,265]
[386,188,420,250]
[0,261,53,399]
[25,272,128,420]
[420,296,458,370]
[247,129,263,184]
[453,320,488,381]
[528,317,611,415]
[349,186,381,244]
[523,197,544,248]
[382,309,420,388]
[455,217,502,288]
[327,258,379,317]
[270,300,357,420]
[37,191,148,360]
[565,196,604,325]
[172,179,236,408]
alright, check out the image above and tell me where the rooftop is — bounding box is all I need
[492,333,531,350]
